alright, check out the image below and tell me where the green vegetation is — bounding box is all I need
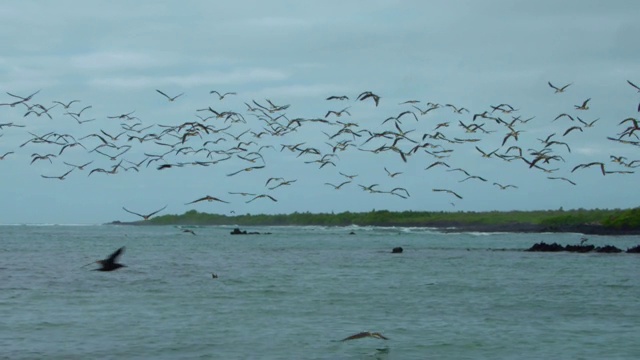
[115,207,640,230]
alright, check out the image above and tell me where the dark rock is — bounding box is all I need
[230,228,248,235]
[595,245,623,253]
[526,242,565,252]
[565,244,595,253]
[626,245,640,253]
[391,246,403,253]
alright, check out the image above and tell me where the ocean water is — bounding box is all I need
[1,225,639,360]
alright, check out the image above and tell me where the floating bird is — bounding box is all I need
[548,82,572,93]
[156,89,183,101]
[122,205,167,220]
[211,273,218,279]
[84,247,126,272]
[340,332,389,342]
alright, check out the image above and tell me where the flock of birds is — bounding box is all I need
[1,81,640,220]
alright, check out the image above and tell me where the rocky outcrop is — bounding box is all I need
[391,246,403,253]
[527,242,630,254]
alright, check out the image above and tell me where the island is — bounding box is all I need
[107,207,640,235]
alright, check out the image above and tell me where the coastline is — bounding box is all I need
[106,220,640,235]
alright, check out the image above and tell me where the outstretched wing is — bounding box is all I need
[106,246,125,263]
[146,205,168,217]
[122,207,144,218]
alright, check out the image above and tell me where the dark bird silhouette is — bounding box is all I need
[326,95,349,101]
[574,98,591,110]
[548,82,572,93]
[210,91,236,100]
[433,188,463,199]
[122,205,167,220]
[86,247,126,272]
[156,89,184,101]
[340,331,389,341]
[356,91,380,106]
[627,80,640,93]
[547,176,577,185]
[182,229,196,235]
[185,195,229,205]
[41,168,74,180]
[246,194,278,203]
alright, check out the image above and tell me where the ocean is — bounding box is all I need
[1,225,639,359]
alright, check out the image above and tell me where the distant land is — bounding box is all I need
[107,208,640,235]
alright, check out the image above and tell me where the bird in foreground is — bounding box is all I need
[340,331,389,342]
[156,89,184,101]
[627,80,640,93]
[548,82,572,93]
[84,246,126,272]
[122,205,168,220]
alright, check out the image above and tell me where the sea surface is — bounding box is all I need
[1,225,639,360]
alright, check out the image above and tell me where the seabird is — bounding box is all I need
[340,331,389,341]
[548,82,572,93]
[84,247,126,272]
[156,89,184,101]
[122,205,168,220]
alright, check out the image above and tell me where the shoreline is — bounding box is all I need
[106,220,640,235]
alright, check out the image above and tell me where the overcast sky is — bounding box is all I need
[1,1,639,224]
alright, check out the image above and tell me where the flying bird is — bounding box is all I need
[574,98,591,110]
[326,95,349,101]
[210,91,236,100]
[156,89,183,101]
[433,188,463,199]
[84,246,126,272]
[246,194,278,203]
[356,91,381,106]
[627,80,640,93]
[41,168,74,180]
[340,331,389,342]
[548,82,572,93]
[185,195,229,205]
[122,205,168,220]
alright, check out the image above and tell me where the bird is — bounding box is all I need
[227,165,265,177]
[0,151,14,160]
[548,82,572,93]
[182,229,196,235]
[211,273,218,279]
[156,89,183,101]
[627,80,640,93]
[210,91,236,100]
[547,176,577,185]
[246,194,278,203]
[384,167,402,178]
[324,181,351,189]
[574,98,591,110]
[122,205,167,220]
[326,95,349,101]
[433,188,463,199]
[493,182,518,190]
[356,91,380,106]
[41,168,74,180]
[340,331,389,342]
[185,195,229,205]
[84,247,126,272]
[52,99,80,108]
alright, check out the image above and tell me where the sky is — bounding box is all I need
[1,0,639,224]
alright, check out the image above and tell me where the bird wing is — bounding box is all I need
[146,205,168,217]
[122,207,144,217]
[340,332,370,341]
[156,89,170,99]
[106,246,125,264]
